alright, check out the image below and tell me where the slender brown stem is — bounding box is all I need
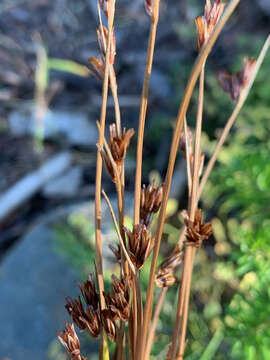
[176,247,195,359]
[198,34,270,198]
[98,1,121,136]
[169,247,191,359]
[115,322,126,360]
[95,0,116,311]
[139,3,240,358]
[132,274,138,354]
[189,65,205,218]
[102,189,136,274]
[184,118,192,195]
[172,60,206,360]
[135,270,143,355]
[145,287,168,359]
[133,0,160,225]
[110,66,122,136]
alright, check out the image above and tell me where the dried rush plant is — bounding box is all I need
[57,0,270,359]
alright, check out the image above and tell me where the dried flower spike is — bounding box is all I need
[155,250,183,288]
[57,323,85,360]
[101,309,117,341]
[140,182,163,226]
[217,57,256,100]
[155,271,178,288]
[184,209,212,248]
[78,275,99,310]
[195,0,226,49]
[101,123,134,181]
[238,57,256,87]
[123,224,155,269]
[111,275,130,321]
[65,295,101,338]
[97,25,116,64]
[65,296,87,330]
[82,305,101,338]
[109,123,135,166]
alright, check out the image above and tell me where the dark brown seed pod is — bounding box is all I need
[238,57,256,88]
[123,224,155,269]
[155,271,178,288]
[159,251,183,272]
[109,123,135,166]
[99,123,134,182]
[111,275,130,321]
[82,305,101,338]
[184,209,212,248]
[57,323,83,360]
[140,182,163,226]
[65,296,87,330]
[155,250,183,288]
[216,70,241,101]
[217,57,256,101]
[101,309,117,342]
[77,275,99,310]
[103,275,130,322]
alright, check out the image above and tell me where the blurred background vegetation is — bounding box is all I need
[0,0,270,359]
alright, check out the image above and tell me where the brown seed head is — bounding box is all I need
[65,296,87,330]
[140,182,163,226]
[97,25,116,64]
[82,305,101,338]
[195,0,226,49]
[109,123,135,166]
[238,57,256,87]
[57,323,82,359]
[101,309,117,342]
[123,224,155,269]
[155,250,183,288]
[184,209,212,248]
[100,124,134,182]
[217,57,256,101]
[159,250,183,272]
[103,275,130,322]
[155,271,178,288]
[111,275,130,321]
[78,275,99,310]
[216,70,241,101]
